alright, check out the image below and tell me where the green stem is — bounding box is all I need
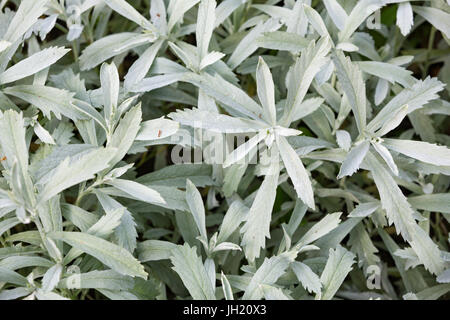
[423,26,436,78]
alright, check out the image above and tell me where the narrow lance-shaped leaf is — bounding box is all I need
[364,151,417,241]
[277,135,315,209]
[100,62,120,125]
[38,148,115,204]
[280,37,331,126]
[332,50,367,134]
[318,245,355,300]
[104,0,154,30]
[196,0,216,60]
[185,179,207,240]
[49,231,147,279]
[170,243,216,300]
[337,140,370,179]
[240,154,279,262]
[256,57,276,125]
[0,47,69,85]
[382,138,450,167]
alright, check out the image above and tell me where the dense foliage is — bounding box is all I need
[0,0,449,300]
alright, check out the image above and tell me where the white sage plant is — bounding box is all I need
[0,0,449,301]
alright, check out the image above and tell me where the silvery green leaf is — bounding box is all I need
[100,62,120,125]
[437,269,450,284]
[252,4,291,21]
[281,37,331,126]
[37,195,62,242]
[215,0,247,27]
[33,122,55,145]
[256,31,310,53]
[49,231,147,279]
[375,78,389,106]
[34,289,69,300]
[38,147,115,204]
[41,263,62,293]
[33,144,96,183]
[408,194,450,214]
[0,47,69,85]
[80,208,124,243]
[129,73,186,93]
[199,51,225,70]
[336,130,351,151]
[0,266,28,286]
[332,50,366,133]
[367,77,444,133]
[169,108,267,133]
[365,151,417,241]
[3,85,99,122]
[104,0,154,30]
[256,57,276,125]
[347,202,379,218]
[61,204,97,232]
[323,0,348,31]
[371,141,399,176]
[150,0,167,33]
[375,105,409,137]
[291,261,321,294]
[348,223,380,272]
[303,4,329,37]
[137,164,213,188]
[0,256,52,270]
[228,18,281,70]
[409,224,444,275]
[336,42,359,52]
[60,208,124,265]
[124,40,164,90]
[181,73,262,119]
[0,40,12,54]
[337,140,370,179]
[319,245,355,300]
[338,0,385,42]
[79,33,155,70]
[358,61,416,88]
[95,190,137,252]
[168,0,201,32]
[212,242,241,253]
[220,271,234,300]
[136,117,179,141]
[185,179,207,240]
[204,257,215,291]
[217,199,248,243]
[383,138,450,166]
[107,104,142,167]
[412,5,450,38]
[3,0,48,43]
[138,240,177,262]
[261,285,291,300]
[242,251,296,300]
[411,284,450,300]
[67,24,84,42]
[397,2,413,36]
[0,217,20,237]
[58,270,134,291]
[196,0,216,60]
[170,243,216,300]
[277,135,315,209]
[0,110,29,171]
[295,212,342,250]
[106,179,165,205]
[223,132,265,168]
[241,157,279,262]
[0,287,31,300]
